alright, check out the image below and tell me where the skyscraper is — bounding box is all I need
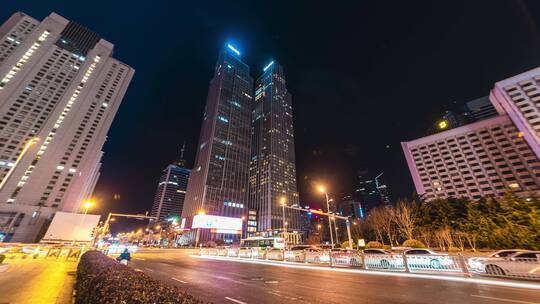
[249,60,302,233]
[181,44,253,244]
[464,96,498,122]
[0,12,134,242]
[353,170,390,213]
[150,144,190,223]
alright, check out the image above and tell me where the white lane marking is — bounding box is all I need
[172,277,188,284]
[471,295,540,304]
[135,257,146,260]
[144,267,154,272]
[225,296,247,304]
[191,255,540,290]
[134,268,143,272]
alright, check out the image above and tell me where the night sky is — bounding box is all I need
[3,1,540,225]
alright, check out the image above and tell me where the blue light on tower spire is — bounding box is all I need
[227,43,241,56]
[263,60,275,72]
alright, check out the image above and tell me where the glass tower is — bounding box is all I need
[249,61,302,233]
[181,44,253,243]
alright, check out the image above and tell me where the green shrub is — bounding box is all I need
[366,241,383,249]
[0,254,5,264]
[76,251,204,304]
[341,241,357,249]
[402,239,426,248]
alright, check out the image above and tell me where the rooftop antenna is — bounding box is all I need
[177,142,187,167]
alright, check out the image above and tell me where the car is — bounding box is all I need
[483,251,540,278]
[363,249,392,255]
[238,247,253,258]
[403,249,455,269]
[468,249,523,272]
[265,248,284,261]
[226,247,239,257]
[217,247,229,256]
[363,249,398,269]
[331,249,362,266]
[304,248,331,263]
[284,245,313,262]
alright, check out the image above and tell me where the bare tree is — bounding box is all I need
[378,207,397,247]
[453,231,466,251]
[417,227,433,248]
[366,210,386,245]
[393,200,418,241]
[434,227,454,251]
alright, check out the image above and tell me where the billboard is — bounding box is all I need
[192,214,242,234]
[41,211,101,243]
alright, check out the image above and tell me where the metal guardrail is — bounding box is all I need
[482,257,540,280]
[198,248,540,281]
[0,244,88,261]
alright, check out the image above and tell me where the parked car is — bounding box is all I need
[284,245,313,262]
[265,248,284,261]
[331,249,362,266]
[304,248,331,263]
[468,249,523,272]
[217,247,229,256]
[483,251,540,278]
[403,249,455,269]
[238,247,253,258]
[363,249,396,269]
[226,247,239,257]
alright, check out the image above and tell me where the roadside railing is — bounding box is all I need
[198,248,540,280]
[0,243,88,261]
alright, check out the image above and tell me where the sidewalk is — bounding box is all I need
[0,257,76,304]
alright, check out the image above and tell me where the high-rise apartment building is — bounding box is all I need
[0,12,134,242]
[490,66,540,159]
[181,44,253,244]
[403,81,540,202]
[150,146,190,223]
[249,60,302,233]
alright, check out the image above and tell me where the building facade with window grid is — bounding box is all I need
[249,61,303,234]
[490,66,540,159]
[0,12,134,242]
[402,115,540,201]
[150,162,190,223]
[181,45,253,244]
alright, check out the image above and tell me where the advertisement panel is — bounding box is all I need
[192,214,242,233]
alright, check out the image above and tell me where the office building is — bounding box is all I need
[181,44,253,244]
[150,145,190,223]
[402,115,540,201]
[353,169,391,213]
[464,96,498,122]
[0,12,134,242]
[337,199,364,219]
[490,66,540,159]
[249,60,303,234]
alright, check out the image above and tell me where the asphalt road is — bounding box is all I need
[131,249,540,304]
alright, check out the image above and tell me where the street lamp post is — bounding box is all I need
[318,186,334,248]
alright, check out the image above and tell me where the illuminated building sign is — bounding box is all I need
[263,60,274,72]
[192,214,242,233]
[227,43,240,56]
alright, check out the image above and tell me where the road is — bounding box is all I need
[0,257,76,304]
[131,249,540,304]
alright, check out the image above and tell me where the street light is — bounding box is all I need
[317,184,334,248]
[83,200,94,214]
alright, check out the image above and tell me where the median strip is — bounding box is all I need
[191,255,540,291]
